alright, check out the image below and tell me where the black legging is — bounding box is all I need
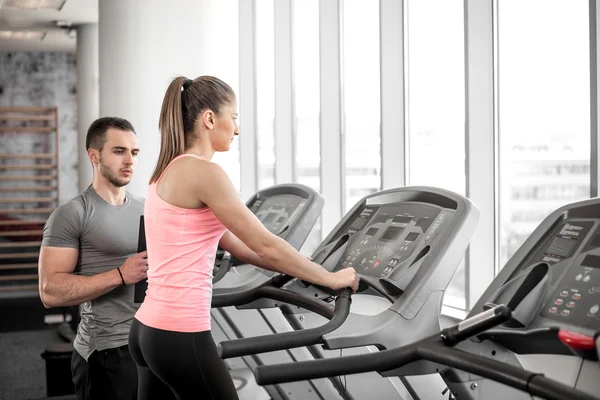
[129,318,239,400]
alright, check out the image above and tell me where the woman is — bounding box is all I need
[129,76,359,400]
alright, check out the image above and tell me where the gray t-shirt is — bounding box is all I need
[42,186,144,360]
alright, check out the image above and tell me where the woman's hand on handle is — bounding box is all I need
[327,267,359,292]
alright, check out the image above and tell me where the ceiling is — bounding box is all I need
[0,0,97,52]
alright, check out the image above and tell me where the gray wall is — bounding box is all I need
[0,52,79,204]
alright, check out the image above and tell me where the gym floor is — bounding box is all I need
[0,294,73,400]
[0,328,60,400]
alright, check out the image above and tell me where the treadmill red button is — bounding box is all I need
[558,330,595,351]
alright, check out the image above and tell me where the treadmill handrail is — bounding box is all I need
[211,274,293,308]
[254,305,598,400]
[218,288,352,359]
[211,275,336,320]
[212,251,232,284]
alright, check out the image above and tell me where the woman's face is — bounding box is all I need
[211,100,239,152]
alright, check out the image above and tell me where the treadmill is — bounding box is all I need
[441,196,600,398]
[212,183,323,288]
[242,197,600,400]
[214,186,479,399]
[208,183,325,398]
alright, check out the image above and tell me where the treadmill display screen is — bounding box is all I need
[254,195,306,234]
[581,254,600,268]
[520,221,596,266]
[338,203,445,278]
[546,236,578,258]
[262,213,277,225]
[365,227,378,237]
[590,234,600,249]
[380,227,404,242]
[392,216,412,224]
[405,232,420,242]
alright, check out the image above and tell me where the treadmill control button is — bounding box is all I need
[554,299,564,305]
[561,309,571,316]
[584,275,591,283]
[576,274,583,281]
[567,301,576,308]
[549,307,558,313]
[590,304,599,314]
[560,290,569,297]
[558,330,595,351]
[572,293,582,300]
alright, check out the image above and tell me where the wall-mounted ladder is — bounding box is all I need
[0,107,59,295]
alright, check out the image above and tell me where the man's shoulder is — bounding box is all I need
[44,193,88,235]
[52,193,87,218]
[126,192,145,207]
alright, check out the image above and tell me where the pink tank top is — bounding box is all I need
[135,154,227,332]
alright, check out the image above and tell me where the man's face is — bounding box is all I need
[96,128,139,187]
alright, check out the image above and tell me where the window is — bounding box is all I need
[256,0,276,190]
[342,0,381,212]
[406,0,466,309]
[498,0,590,267]
[293,0,322,253]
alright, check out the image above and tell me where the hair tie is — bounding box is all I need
[182,79,193,90]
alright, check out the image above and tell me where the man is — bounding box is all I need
[39,117,147,400]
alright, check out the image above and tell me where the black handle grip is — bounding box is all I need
[211,282,262,309]
[218,288,352,359]
[212,252,232,284]
[212,283,336,321]
[441,304,511,346]
[211,273,292,309]
[133,215,147,303]
[271,273,294,288]
[255,341,417,385]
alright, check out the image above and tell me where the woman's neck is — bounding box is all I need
[185,141,214,161]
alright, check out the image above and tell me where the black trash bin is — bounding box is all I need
[40,342,74,397]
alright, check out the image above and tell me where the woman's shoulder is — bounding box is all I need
[176,157,227,180]
[161,157,232,196]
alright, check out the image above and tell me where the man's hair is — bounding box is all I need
[86,117,136,151]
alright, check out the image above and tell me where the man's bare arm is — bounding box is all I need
[38,246,148,308]
[39,246,121,308]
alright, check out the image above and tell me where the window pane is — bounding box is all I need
[293,0,322,254]
[207,0,240,191]
[498,0,590,268]
[342,0,381,212]
[256,0,275,189]
[407,0,466,309]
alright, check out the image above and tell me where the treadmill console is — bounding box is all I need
[525,220,600,330]
[309,188,478,312]
[472,200,600,355]
[242,184,323,251]
[250,194,307,236]
[336,203,453,278]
